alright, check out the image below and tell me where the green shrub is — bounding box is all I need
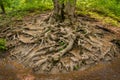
[0,39,6,52]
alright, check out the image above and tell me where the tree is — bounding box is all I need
[49,0,76,23]
[0,0,5,14]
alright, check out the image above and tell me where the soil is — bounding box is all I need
[0,54,120,80]
[0,12,120,80]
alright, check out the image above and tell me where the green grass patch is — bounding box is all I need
[77,10,120,27]
[77,0,120,21]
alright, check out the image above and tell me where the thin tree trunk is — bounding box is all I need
[0,0,5,14]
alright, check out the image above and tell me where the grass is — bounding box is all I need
[77,11,120,27]
[77,0,120,21]
[0,0,53,21]
[1,0,120,22]
[1,0,120,18]
[93,12,119,27]
[1,0,119,26]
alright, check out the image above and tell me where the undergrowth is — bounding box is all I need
[77,0,120,21]
[0,39,6,52]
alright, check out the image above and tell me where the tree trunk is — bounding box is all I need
[0,0,5,14]
[51,0,76,23]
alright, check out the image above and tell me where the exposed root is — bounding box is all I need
[2,14,119,74]
[51,34,76,61]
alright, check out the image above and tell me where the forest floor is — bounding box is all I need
[0,11,120,80]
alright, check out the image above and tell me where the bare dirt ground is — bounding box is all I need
[0,12,120,80]
[0,54,120,80]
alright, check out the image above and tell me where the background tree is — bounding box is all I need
[0,0,5,14]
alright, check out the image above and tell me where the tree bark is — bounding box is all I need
[0,0,5,14]
[51,0,76,23]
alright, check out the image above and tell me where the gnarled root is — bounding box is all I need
[7,17,120,74]
[51,34,76,61]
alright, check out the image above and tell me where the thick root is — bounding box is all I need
[51,34,76,61]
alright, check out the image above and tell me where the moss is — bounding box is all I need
[77,11,120,27]
[89,12,119,26]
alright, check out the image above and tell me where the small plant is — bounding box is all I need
[59,40,65,46]
[0,38,6,52]
[74,65,79,70]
